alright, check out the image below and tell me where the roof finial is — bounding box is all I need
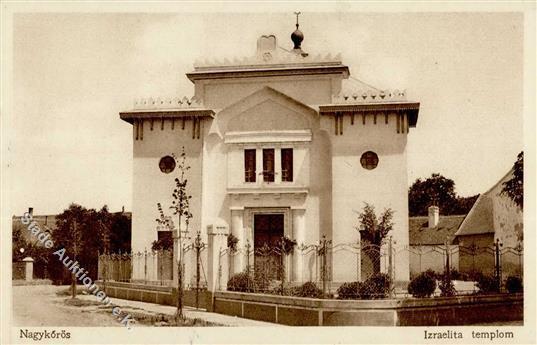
[291,11,306,56]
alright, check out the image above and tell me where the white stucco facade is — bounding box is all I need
[120,33,420,287]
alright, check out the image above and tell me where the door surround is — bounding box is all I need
[243,207,291,244]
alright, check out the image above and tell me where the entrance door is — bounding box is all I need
[254,214,284,280]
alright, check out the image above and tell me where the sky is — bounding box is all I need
[8,11,524,216]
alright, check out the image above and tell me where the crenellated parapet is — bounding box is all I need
[133,96,203,110]
[332,89,407,104]
[193,52,343,70]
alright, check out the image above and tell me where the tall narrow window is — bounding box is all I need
[281,148,293,182]
[244,149,256,182]
[262,148,275,182]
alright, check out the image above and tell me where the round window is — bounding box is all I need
[159,156,176,174]
[360,151,379,170]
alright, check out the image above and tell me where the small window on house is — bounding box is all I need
[244,149,256,183]
[263,148,275,182]
[281,148,293,182]
[159,156,176,174]
[360,151,379,170]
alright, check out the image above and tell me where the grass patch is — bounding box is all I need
[133,312,223,327]
[63,297,101,307]
[56,286,88,296]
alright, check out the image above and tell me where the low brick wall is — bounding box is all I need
[98,281,211,310]
[213,291,523,326]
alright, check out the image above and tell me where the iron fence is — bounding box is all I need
[98,235,208,291]
[219,237,523,298]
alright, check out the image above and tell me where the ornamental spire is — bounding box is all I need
[291,11,307,56]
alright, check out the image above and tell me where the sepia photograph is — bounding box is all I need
[1,2,535,344]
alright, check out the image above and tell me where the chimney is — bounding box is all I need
[428,206,439,228]
[122,206,125,213]
[28,207,33,217]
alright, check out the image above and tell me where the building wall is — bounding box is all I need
[456,234,495,276]
[197,75,342,110]
[131,118,204,255]
[490,175,524,279]
[322,112,410,283]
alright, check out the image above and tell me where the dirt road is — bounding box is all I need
[13,285,121,327]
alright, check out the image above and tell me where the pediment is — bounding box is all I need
[217,86,318,133]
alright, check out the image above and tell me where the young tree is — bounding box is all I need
[357,203,394,274]
[155,148,192,322]
[502,151,523,210]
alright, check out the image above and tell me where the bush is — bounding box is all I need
[438,274,456,297]
[505,276,523,293]
[361,273,391,299]
[449,269,469,281]
[252,266,271,292]
[337,282,362,299]
[227,272,253,292]
[476,273,500,294]
[408,271,436,298]
[292,281,323,298]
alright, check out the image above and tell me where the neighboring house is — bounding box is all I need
[454,169,523,278]
[12,208,57,248]
[408,206,464,278]
[120,25,421,286]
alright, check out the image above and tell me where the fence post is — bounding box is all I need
[444,239,451,279]
[144,249,147,284]
[495,239,502,291]
[218,248,223,290]
[194,231,203,309]
[516,244,523,278]
[388,236,394,298]
[319,235,330,298]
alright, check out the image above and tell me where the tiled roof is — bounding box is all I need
[454,169,515,237]
[409,215,466,245]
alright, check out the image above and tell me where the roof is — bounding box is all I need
[409,215,466,245]
[318,88,420,127]
[454,169,514,237]
[12,214,58,245]
[119,97,214,124]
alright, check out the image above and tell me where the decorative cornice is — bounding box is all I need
[120,109,215,124]
[224,130,312,144]
[319,102,420,114]
[320,89,420,127]
[186,65,349,82]
[119,96,214,124]
[227,186,309,195]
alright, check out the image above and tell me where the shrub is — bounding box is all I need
[292,281,323,298]
[227,234,238,253]
[408,271,436,298]
[505,276,523,293]
[449,269,469,281]
[227,272,253,292]
[476,273,500,294]
[337,282,362,299]
[438,274,456,297]
[252,266,271,292]
[361,273,391,299]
